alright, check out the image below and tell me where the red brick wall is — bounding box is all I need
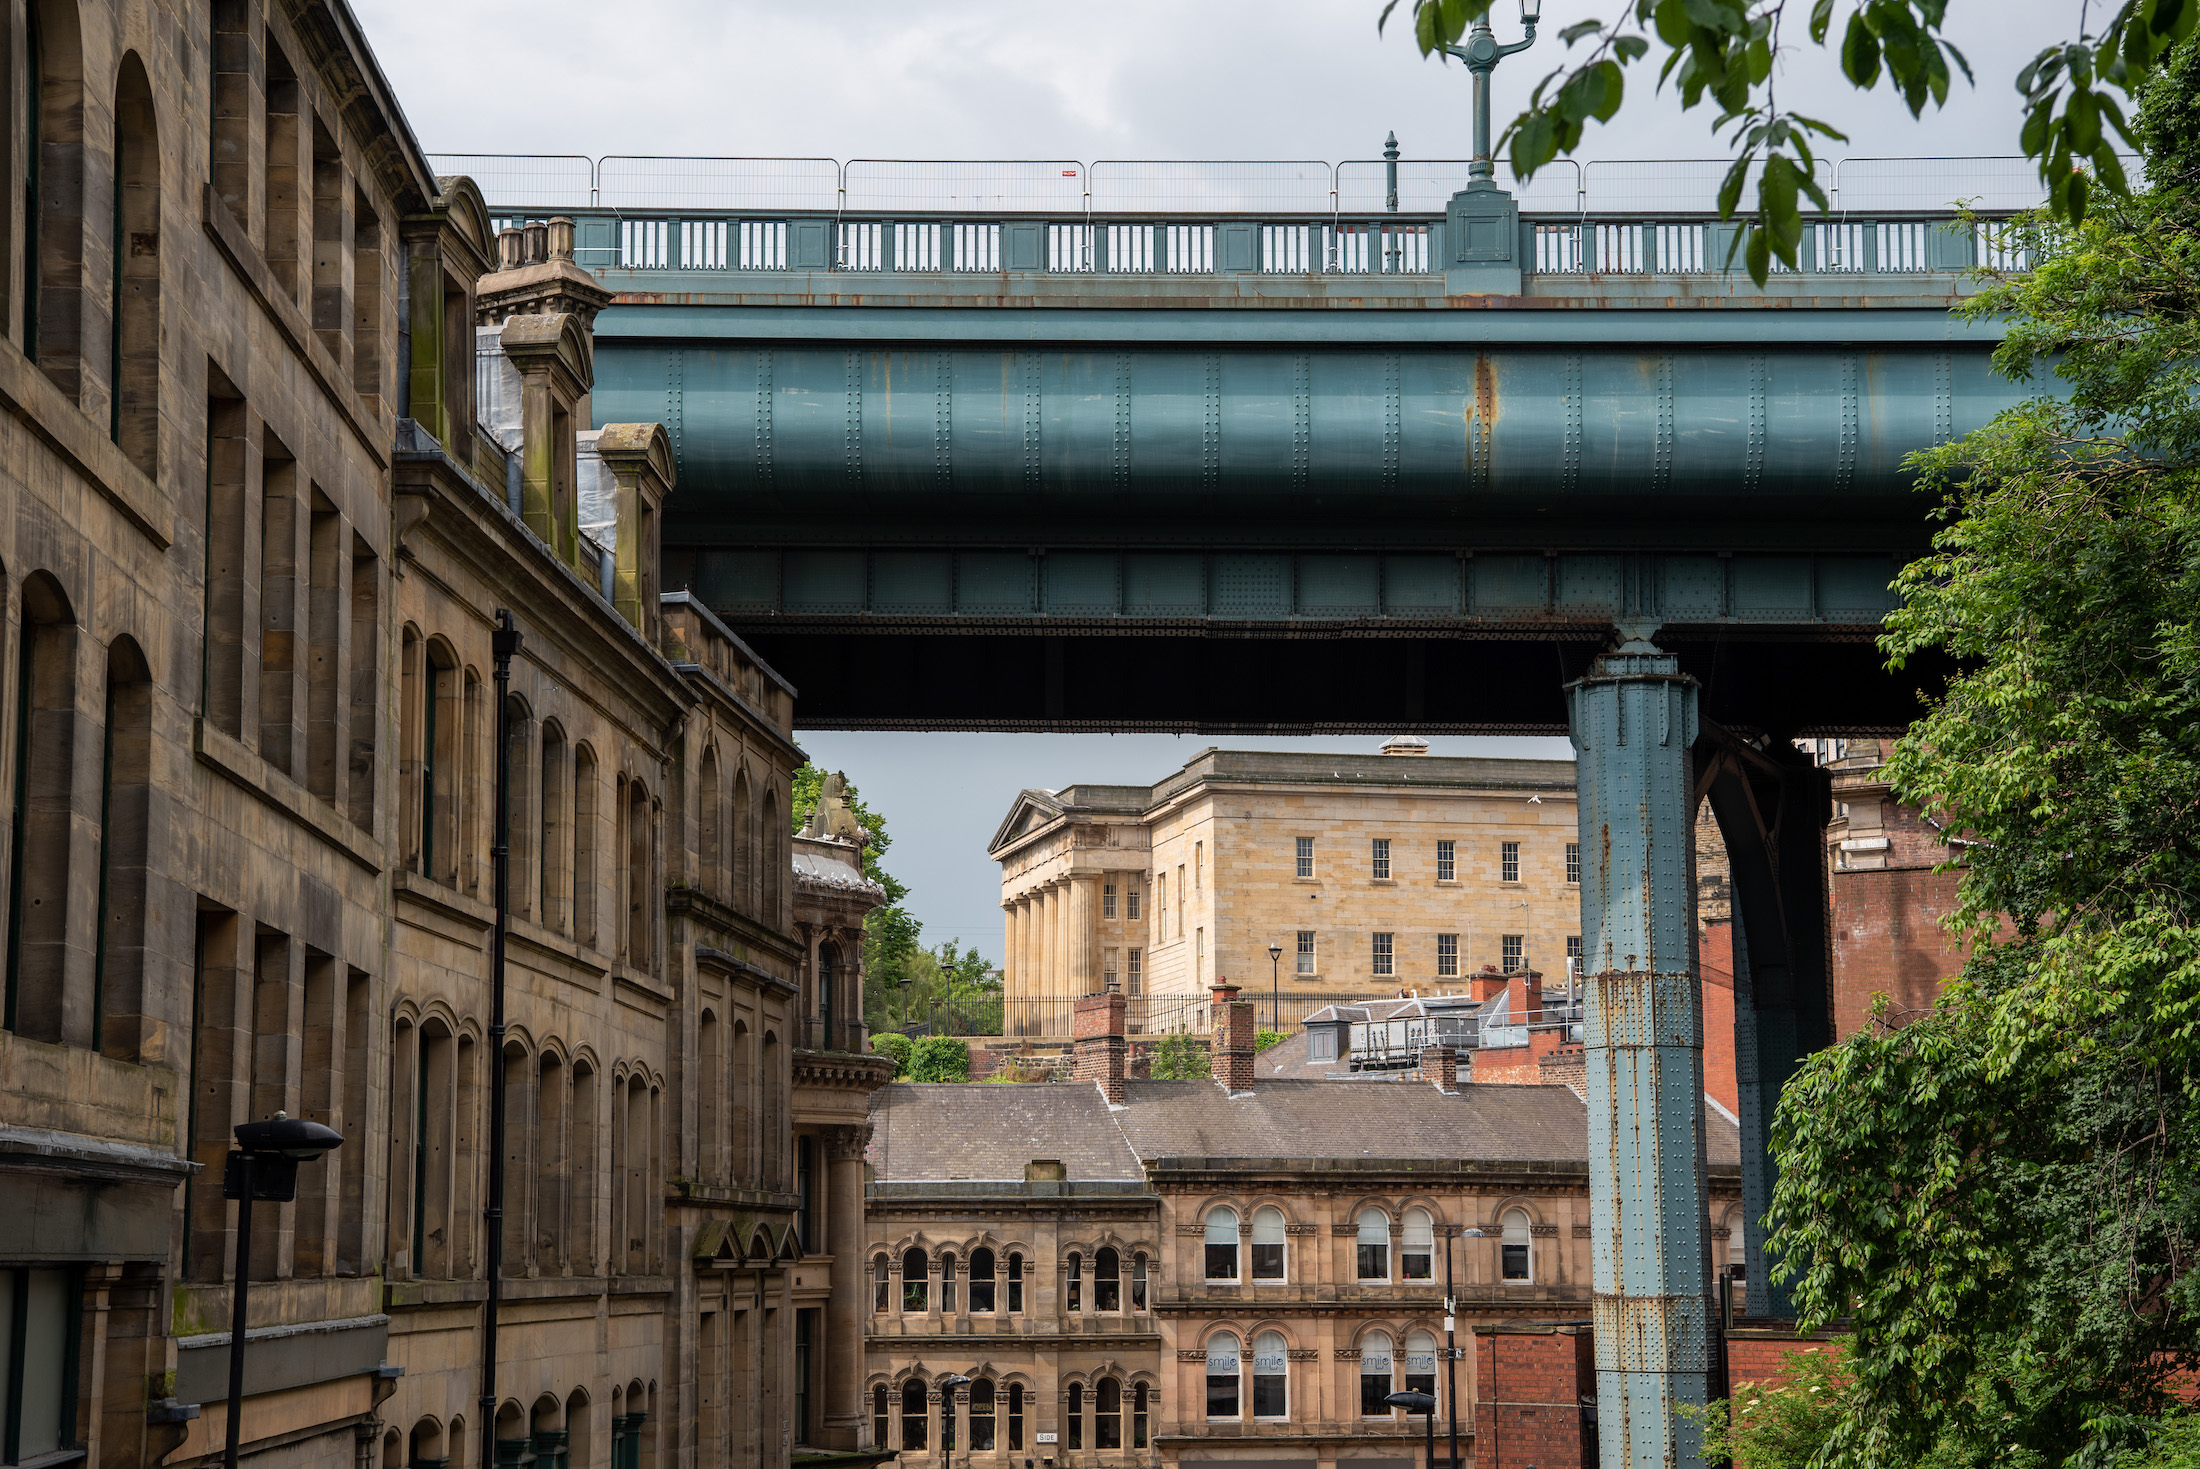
[1467,1027,1571,1086]
[1474,1328,1593,1469]
[1700,921,1738,1116]
[1830,859,1966,1039]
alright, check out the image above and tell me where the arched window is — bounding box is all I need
[1203,1207,1239,1281]
[94,637,152,1059]
[1065,1251,1082,1312]
[873,1253,890,1313]
[1360,1331,1395,1416]
[940,1252,957,1312]
[1007,1251,1024,1312]
[573,745,598,948]
[625,780,653,968]
[1095,1377,1122,1449]
[761,786,781,921]
[969,1247,997,1312]
[1356,1207,1390,1280]
[872,1384,888,1448]
[698,748,721,897]
[1095,1246,1120,1311]
[1131,1252,1149,1311]
[1402,1207,1435,1280]
[1250,1205,1287,1280]
[900,1381,927,1450]
[1008,1382,1025,1449]
[818,940,837,1048]
[540,722,568,932]
[732,768,752,912]
[1132,1383,1149,1448]
[6,576,77,1042]
[27,0,85,396]
[111,52,159,475]
[1404,1330,1438,1397]
[1252,1330,1289,1419]
[901,1248,929,1312]
[1502,1208,1532,1282]
[1065,1382,1083,1450]
[1205,1334,1241,1419]
[698,1012,722,1185]
[969,1379,996,1451]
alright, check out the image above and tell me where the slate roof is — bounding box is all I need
[867,1083,1143,1183]
[865,1075,1741,1182]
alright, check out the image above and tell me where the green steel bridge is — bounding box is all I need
[448,152,2045,1469]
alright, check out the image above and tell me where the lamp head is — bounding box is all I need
[1521,0,1542,22]
[234,1110,344,1161]
[938,1373,973,1394]
[1268,944,1283,962]
[1384,1390,1439,1415]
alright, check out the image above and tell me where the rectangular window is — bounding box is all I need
[1195,928,1205,982]
[1195,841,1203,890]
[1503,1241,1530,1281]
[1371,838,1390,880]
[941,1255,957,1312]
[1127,887,1141,920]
[1009,1384,1025,1449]
[1132,1256,1149,1310]
[1372,932,1394,977]
[1566,840,1581,884]
[0,1268,80,1462]
[1296,836,1314,878]
[1177,864,1186,927]
[1503,934,1524,972]
[1501,841,1520,882]
[875,1386,890,1447]
[1103,882,1117,918]
[1066,1253,1082,1312]
[1296,930,1315,975]
[1567,934,1584,969]
[1128,949,1142,994]
[1436,839,1455,881]
[1068,1388,1083,1449]
[1007,1253,1024,1313]
[794,1308,816,1445]
[1157,873,1168,939]
[1103,949,1118,991]
[1437,933,1458,977]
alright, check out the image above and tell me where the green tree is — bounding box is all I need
[909,1035,972,1083]
[1761,49,2200,1468]
[1381,0,2198,283]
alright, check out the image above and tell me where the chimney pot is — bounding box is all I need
[1211,984,1255,1093]
[497,226,525,271]
[547,215,576,263]
[524,219,549,265]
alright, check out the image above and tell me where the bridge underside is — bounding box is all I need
[724,624,1929,734]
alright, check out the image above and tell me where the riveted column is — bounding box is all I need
[1566,628,1708,1469]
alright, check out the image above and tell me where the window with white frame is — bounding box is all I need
[1204,1207,1240,1280]
[1436,933,1458,977]
[1295,836,1314,878]
[1436,838,1455,881]
[1565,840,1581,884]
[1372,932,1394,976]
[1206,1334,1242,1418]
[1360,1331,1396,1416]
[1252,1331,1290,1419]
[1371,838,1391,880]
[1356,1207,1390,1280]
[1128,886,1141,920]
[1502,934,1524,972]
[1502,1208,1532,1281]
[1403,1330,1438,1396]
[1250,1206,1287,1280]
[1402,1207,1435,1280]
[1296,930,1316,974]
[1128,949,1142,994]
[1104,882,1117,918]
[1103,949,1118,990]
[1501,840,1520,882]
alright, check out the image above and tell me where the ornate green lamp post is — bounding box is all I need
[1438,0,1540,293]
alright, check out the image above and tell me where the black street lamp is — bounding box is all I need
[1267,943,1284,1032]
[936,1373,971,1461]
[1447,1226,1485,1469]
[1385,1389,1439,1469]
[223,1111,343,1469]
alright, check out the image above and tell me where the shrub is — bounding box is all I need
[909,1035,971,1083]
[1148,1032,1212,1080]
[1255,1029,1287,1053]
[872,1032,913,1078]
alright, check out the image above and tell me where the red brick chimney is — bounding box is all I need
[1073,990,1128,1105]
[1211,983,1255,1093]
[1517,968,1544,1026]
[1470,964,1507,1004]
[1419,1043,1458,1093]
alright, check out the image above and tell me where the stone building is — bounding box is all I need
[1822,739,1967,1037]
[0,1,847,1465]
[864,988,1744,1469]
[992,745,1584,1037]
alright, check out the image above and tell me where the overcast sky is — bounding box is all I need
[352,0,2082,960]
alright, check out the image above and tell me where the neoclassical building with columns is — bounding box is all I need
[864,988,1743,1469]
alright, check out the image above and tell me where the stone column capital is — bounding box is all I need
[825,1123,870,1163]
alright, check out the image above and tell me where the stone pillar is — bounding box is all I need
[1068,875,1098,998]
[1566,631,1708,1469]
[1039,887,1058,1015]
[818,1124,870,1448]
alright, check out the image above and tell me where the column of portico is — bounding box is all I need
[1039,885,1059,1013]
[1068,874,1098,997]
[821,1124,870,1448]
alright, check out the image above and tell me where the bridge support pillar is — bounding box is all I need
[1567,627,1709,1469]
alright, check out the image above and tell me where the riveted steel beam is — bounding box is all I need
[1569,629,1709,1469]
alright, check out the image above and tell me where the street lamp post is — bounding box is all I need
[222,1112,344,1469]
[1267,944,1284,1032]
[1439,0,1541,193]
[482,609,522,1469]
[1385,1390,1439,1469]
[936,1373,971,1463]
[1446,1227,1485,1469]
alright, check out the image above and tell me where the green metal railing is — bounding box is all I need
[435,153,2104,281]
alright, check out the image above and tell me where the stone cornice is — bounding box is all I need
[793,1051,898,1093]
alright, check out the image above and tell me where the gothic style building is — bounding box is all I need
[0,2,864,1465]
